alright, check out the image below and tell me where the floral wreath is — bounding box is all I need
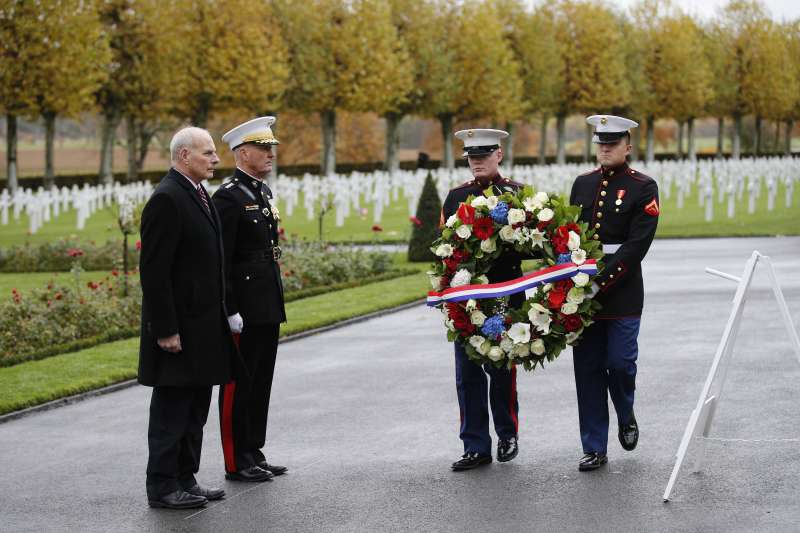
[427,185,604,371]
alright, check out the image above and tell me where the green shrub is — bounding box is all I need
[407,172,442,262]
[0,238,140,272]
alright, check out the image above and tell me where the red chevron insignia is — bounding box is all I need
[644,198,659,216]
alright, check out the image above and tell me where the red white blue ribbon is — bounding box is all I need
[426,260,598,307]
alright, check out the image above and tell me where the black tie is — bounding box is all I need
[197,185,210,213]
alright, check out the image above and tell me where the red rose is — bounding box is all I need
[473,217,494,240]
[371,224,383,232]
[552,226,570,254]
[562,314,583,332]
[452,315,476,335]
[548,288,567,310]
[409,216,423,227]
[537,221,550,232]
[555,279,573,292]
[566,222,581,234]
[457,203,476,225]
[135,240,142,250]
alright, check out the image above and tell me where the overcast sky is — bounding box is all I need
[607,0,800,21]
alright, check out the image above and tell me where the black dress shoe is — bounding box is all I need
[184,484,225,501]
[619,415,639,451]
[578,452,608,472]
[451,452,492,471]
[497,437,519,463]
[225,465,273,482]
[257,461,288,476]
[148,489,207,509]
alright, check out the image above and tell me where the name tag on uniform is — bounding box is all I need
[245,204,259,211]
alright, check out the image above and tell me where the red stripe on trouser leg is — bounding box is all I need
[221,381,237,473]
[509,365,518,433]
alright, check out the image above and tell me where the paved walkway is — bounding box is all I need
[1,237,799,532]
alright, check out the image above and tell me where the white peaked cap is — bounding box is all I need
[586,115,638,144]
[454,128,508,156]
[222,116,279,150]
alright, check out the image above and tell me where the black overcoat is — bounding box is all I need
[137,168,235,387]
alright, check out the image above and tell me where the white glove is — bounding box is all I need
[227,313,243,333]
[588,283,600,298]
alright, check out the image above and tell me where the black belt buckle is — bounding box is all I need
[272,246,282,261]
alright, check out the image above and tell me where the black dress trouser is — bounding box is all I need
[220,323,280,472]
[146,385,213,499]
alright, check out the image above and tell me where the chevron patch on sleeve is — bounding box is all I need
[644,198,660,216]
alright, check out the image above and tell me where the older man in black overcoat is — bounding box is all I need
[138,126,236,509]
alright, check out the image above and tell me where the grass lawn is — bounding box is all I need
[0,270,430,415]
[0,270,111,296]
[3,177,798,246]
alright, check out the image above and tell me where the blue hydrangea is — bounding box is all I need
[489,201,509,224]
[557,253,573,264]
[481,314,506,340]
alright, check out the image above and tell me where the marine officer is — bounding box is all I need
[568,115,660,471]
[443,129,523,471]
[213,117,288,482]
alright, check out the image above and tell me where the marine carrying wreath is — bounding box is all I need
[427,185,604,371]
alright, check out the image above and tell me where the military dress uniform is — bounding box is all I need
[213,118,287,481]
[568,115,660,470]
[445,129,523,469]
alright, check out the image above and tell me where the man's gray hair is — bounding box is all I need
[170,126,211,164]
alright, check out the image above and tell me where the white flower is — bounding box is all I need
[480,238,497,253]
[486,196,499,210]
[565,331,581,344]
[487,346,504,362]
[456,224,472,239]
[567,231,581,251]
[465,299,477,312]
[469,335,487,354]
[530,338,546,355]
[542,283,553,293]
[537,208,554,222]
[567,287,585,304]
[429,275,442,289]
[523,196,538,212]
[435,243,453,257]
[500,336,514,353]
[474,275,489,285]
[529,228,545,248]
[507,322,532,344]
[512,343,530,357]
[561,302,579,315]
[572,272,590,287]
[450,269,472,287]
[528,303,552,334]
[445,318,455,332]
[513,228,524,243]
[471,196,488,208]
[446,214,458,228]
[499,225,516,242]
[470,310,487,326]
[507,208,526,225]
[571,248,587,265]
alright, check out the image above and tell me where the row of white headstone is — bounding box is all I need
[267,156,799,226]
[1,156,796,234]
[0,181,154,234]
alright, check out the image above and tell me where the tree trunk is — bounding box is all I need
[676,120,684,159]
[137,124,155,173]
[321,110,336,175]
[754,115,762,156]
[785,119,794,155]
[716,117,724,158]
[192,95,211,128]
[631,125,641,161]
[732,114,742,160]
[773,120,780,153]
[43,111,57,189]
[504,121,514,171]
[439,114,454,169]
[538,115,548,165]
[687,117,696,162]
[584,122,592,163]
[384,112,402,172]
[99,108,121,184]
[645,115,655,163]
[6,113,18,192]
[556,114,566,165]
[126,115,139,182]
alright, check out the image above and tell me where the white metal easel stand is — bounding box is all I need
[662,251,800,502]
